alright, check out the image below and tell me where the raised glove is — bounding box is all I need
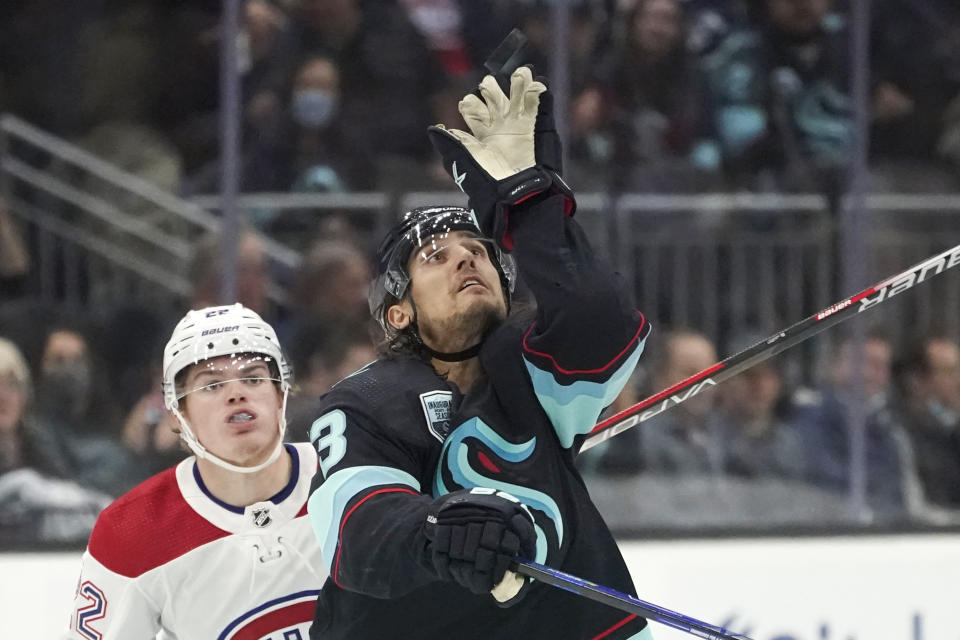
[458,68,545,173]
[428,69,574,251]
[425,487,537,605]
[460,67,565,176]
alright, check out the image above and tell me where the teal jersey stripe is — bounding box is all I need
[307,465,420,572]
[524,336,646,448]
[629,625,655,639]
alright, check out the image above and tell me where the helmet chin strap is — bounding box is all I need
[407,297,485,362]
[172,387,291,475]
[421,340,483,362]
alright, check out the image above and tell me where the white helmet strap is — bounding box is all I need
[172,386,290,475]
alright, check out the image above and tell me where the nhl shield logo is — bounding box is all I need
[252,507,272,528]
[420,390,453,442]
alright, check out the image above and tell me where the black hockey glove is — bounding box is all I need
[427,67,575,252]
[425,488,537,605]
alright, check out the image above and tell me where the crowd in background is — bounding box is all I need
[3,0,960,201]
[2,0,960,547]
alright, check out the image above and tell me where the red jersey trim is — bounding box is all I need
[88,468,231,578]
[590,614,639,640]
[333,487,418,587]
[522,312,648,375]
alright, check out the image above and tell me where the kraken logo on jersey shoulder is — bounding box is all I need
[252,507,272,528]
[419,390,453,442]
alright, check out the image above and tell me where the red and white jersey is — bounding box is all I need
[65,443,326,640]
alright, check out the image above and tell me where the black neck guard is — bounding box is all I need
[422,341,484,362]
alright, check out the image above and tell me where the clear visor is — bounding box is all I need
[411,233,499,268]
[176,354,281,402]
[382,232,515,298]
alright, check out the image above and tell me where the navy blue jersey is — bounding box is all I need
[307,195,651,639]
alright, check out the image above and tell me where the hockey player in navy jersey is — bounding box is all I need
[306,67,652,639]
[65,304,326,639]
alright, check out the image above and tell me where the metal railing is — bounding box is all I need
[0,114,300,309]
[4,113,959,367]
[4,115,960,538]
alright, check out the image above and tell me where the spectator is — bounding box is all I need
[715,331,804,481]
[871,0,960,190]
[246,54,375,192]
[684,0,756,57]
[596,329,722,475]
[99,304,174,419]
[514,1,605,97]
[398,0,475,79]
[0,337,36,475]
[242,0,295,132]
[29,324,141,496]
[0,200,30,301]
[794,329,920,519]
[172,0,298,193]
[700,0,852,193]
[149,3,227,185]
[263,0,454,189]
[188,229,274,323]
[572,0,713,190]
[291,238,372,329]
[285,320,376,439]
[0,337,111,547]
[120,369,187,477]
[895,335,960,512]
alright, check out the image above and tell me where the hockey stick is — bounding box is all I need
[515,560,754,640]
[582,242,960,451]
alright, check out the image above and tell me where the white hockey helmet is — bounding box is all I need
[162,303,291,408]
[161,303,292,474]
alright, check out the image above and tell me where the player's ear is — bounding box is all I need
[387,301,412,331]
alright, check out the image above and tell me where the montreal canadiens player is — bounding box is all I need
[305,68,653,638]
[65,304,326,639]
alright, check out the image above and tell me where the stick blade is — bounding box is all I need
[483,28,528,80]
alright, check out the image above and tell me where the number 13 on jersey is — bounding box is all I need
[310,410,347,478]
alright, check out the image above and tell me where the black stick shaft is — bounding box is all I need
[583,242,960,451]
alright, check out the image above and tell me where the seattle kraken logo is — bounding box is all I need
[434,417,561,565]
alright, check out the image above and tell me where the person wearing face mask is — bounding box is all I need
[37,330,94,420]
[246,54,375,192]
[0,336,113,547]
[28,325,141,497]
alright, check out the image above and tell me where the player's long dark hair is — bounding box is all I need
[374,291,433,362]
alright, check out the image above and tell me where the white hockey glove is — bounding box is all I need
[458,67,546,174]
[427,68,574,251]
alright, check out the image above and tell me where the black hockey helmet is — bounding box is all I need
[368,206,517,335]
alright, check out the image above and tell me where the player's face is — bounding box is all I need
[403,231,508,352]
[179,354,284,467]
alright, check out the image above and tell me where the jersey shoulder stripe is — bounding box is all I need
[88,467,231,578]
[521,311,649,377]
